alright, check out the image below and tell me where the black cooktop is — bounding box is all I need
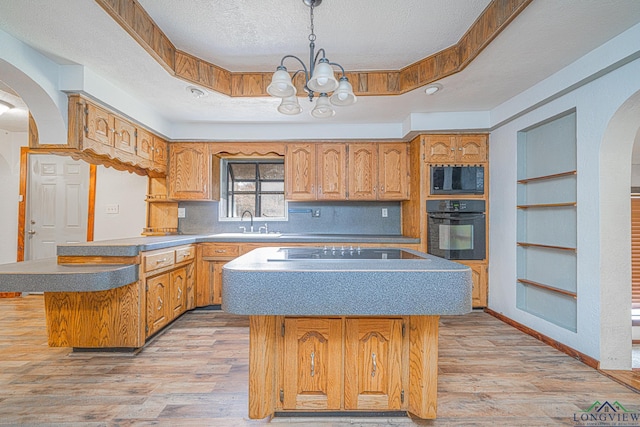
[270,247,423,260]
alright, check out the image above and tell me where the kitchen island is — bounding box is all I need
[223,247,472,420]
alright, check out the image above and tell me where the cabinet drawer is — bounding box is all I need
[144,250,175,272]
[175,246,195,263]
[201,244,240,258]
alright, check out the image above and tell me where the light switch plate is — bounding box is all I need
[105,204,119,214]
[178,208,186,218]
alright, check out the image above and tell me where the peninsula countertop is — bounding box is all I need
[0,233,420,293]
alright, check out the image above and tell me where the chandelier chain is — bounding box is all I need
[308,1,316,42]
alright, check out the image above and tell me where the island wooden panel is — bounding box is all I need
[408,315,439,419]
[94,0,532,97]
[44,281,144,348]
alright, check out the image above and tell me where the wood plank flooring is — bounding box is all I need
[0,295,638,426]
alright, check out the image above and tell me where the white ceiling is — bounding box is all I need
[0,0,640,132]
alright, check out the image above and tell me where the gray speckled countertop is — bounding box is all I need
[222,247,472,316]
[56,233,420,257]
[0,258,138,292]
[1,234,420,293]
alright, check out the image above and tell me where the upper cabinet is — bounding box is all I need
[287,142,409,202]
[317,144,347,200]
[168,143,211,200]
[285,144,317,200]
[424,134,487,164]
[349,143,410,201]
[62,94,168,176]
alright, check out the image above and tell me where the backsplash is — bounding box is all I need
[178,201,402,235]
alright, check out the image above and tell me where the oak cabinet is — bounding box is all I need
[348,143,377,200]
[64,95,169,176]
[197,243,239,306]
[458,261,487,308]
[142,244,196,338]
[281,318,343,410]
[317,143,347,200]
[113,116,136,156]
[349,143,410,201]
[170,266,187,318]
[378,143,409,200]
[168,143,211,200]
[424,135,487,163]
[344,318,404,410]
[285,143,348,200]
[275,317,407,413]
[146,273,170,337]
[285,144,316,200]
[153,137,168,170]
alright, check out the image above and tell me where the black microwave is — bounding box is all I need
[430,165,484,195]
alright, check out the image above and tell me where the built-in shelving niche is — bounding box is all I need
[516,111,577,332]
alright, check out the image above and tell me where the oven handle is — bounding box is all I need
[428,213,485,219]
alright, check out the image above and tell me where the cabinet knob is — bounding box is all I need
[371,352,377,377]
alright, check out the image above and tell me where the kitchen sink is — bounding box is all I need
[210,232,282,238]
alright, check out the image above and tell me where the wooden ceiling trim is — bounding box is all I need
[95,0,532,97]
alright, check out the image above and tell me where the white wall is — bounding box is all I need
[489,29,640,368]
[0,130,26,264]
[93,165,147,241]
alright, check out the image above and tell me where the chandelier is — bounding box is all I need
[267,0,357,118]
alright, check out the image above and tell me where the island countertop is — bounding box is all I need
[222,247,472,316]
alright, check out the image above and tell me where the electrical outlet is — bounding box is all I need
[105,204,119,214]
[178,208,186,218]
[312,208,321,217]
[382,208,388,218]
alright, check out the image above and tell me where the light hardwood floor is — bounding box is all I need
[0,295,638,426]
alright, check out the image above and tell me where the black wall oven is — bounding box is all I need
[426,199,486,260]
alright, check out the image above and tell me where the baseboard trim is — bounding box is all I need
[484,308,599,369]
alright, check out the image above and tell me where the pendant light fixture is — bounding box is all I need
[267,0,357,118]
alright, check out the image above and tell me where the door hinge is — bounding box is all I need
[402,323,405,338]
[401,389,405,403]
[281,322,285,337]
[279,388,284,403]
[145,325,149,333]
[145,284,148,292]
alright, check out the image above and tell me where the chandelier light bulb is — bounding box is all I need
[267,68,296,98]
[330,77,357,106]
[277,95,302,115]
[311,93,335,118]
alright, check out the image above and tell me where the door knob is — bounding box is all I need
[28,230,36,235]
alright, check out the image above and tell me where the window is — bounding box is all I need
[223,159,285,219]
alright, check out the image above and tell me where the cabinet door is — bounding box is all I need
[456,135,487,163]
[424,135,456,163]
[153,137,167,168]
[467,262,487,307]
[146,273,170,337]
[378,143,409,200]
[136,128,154,161]
[113,117,136,155]
[185,262,196,310]
[170,267,186,318]
[348,143,377,200]
[212,261,225,305]
[282,318,342,410]
[168,143,211,200]
[285,144,317,200]
[344,318,404,410]
[317,144,347,200]
[85,103,113,148]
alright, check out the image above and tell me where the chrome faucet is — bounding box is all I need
[241,210,254,233]
[259,223,268,234]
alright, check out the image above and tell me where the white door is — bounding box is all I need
[25,155,89,260]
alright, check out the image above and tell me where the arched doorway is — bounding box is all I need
[599,88,640,369]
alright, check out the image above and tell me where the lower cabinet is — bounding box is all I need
[276,317,408,413]
[457,261,487,308]
[143,244,196,339]
[146,273,170,337]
